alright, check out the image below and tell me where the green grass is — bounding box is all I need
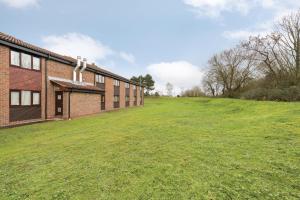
[0,97,299,199]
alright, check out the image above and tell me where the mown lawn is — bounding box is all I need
[0,97,299,199]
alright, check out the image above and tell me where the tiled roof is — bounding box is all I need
[0,32,139,85]
[51,80,104,94]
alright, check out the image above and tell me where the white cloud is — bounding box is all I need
[42,33,136,68]
[42,33,113,63]
[0,0,39,8]
[183,0,252,18]
[183,0,299,19]
[120,52,136,64]
[222,1,300,40]
[147,61,204,95]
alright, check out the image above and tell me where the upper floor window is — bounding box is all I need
[33,57,41,70]
[21,53,31,69]
[11,51,20,66]
[10,50,41,71]
[125,83,130,88]
[114,80,120,86]
[96,74,105,83]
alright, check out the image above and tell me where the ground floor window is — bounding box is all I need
[114,95,120,102]
[114,95,120,108]
[9,90,41,122]
[10,91,20,106]
[10,90,41,106]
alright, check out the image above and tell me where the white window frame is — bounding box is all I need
[10,91,20,106]
[21,53,32,69]
[11,50,20,66]
[114,95,120,102]
[32,57,41,70]
[32,92,40,105]
[114,80,120,86]
[21,91,31,106]
[96,74,105,83]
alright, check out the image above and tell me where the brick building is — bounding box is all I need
[0,32,144,127]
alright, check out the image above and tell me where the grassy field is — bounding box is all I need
[0,97,299,199]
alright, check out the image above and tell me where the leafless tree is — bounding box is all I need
[242,10,300,86]
[202,70,221,96]
[205,45,257,97]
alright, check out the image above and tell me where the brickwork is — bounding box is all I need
[137,86,141,106]
[70,92,100,118]
[0,45,9,127]
[129,84,134,106]
[105,77,114,110]
[119,81,125,108]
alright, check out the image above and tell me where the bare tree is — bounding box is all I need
[206,45,257,97]
[166,82,174,96]
[202,70,221,96]
[243,10,300,86]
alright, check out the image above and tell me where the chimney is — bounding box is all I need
[73,56,81,82]
[79,58,87,82]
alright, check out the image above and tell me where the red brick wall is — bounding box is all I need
[9,67,42,91]
[70,92,100,118]
[0,45,9,127]
[119,81,125,108]
[46,60,95,119]
[105,77,114,110]
[129,84,134,106]
[137,86,141,106]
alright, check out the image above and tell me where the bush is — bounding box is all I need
[240,86,300,101]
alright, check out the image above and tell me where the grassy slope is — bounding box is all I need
[0,97,299,199]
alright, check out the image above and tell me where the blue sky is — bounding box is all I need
[0,0,298,94]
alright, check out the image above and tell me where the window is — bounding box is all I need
[10,50,41,71]
[114,80,120,86]
[101,95,105,103]
[32,92,40,105]
[133,85,136,90]
[21,53,32,69]
[96,74,105,83]
[32,57,40,70]
[10,91,20,106]
[125,96,130,102]
[125,83,130,88]
[21,91,31,106]
[114,96,120,102]
[11,51,20,66]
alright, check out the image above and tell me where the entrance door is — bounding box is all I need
[55,91,63,116]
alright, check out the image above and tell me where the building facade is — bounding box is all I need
[0,32,144,127]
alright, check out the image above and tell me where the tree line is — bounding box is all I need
[201,10,300,101]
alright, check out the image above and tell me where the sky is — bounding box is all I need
[0,0,299,95]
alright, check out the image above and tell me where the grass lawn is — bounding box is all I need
[0,97,299,199]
